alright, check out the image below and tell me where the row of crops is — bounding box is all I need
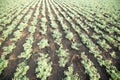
[0,0,120,80]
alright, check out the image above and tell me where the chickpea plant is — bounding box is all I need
[64,64,80,80]
[13,62,29,80]
[37,38,49,49]
[56,48,69,67]
[36,53,52,80]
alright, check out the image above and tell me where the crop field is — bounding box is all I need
[0,0,120,80]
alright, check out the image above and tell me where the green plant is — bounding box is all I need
[18,49,32,59]
[31,19,37,26]
[65,31,74,40]
[36,53,52,80]
[12,30,21,41]
[110,51,116,58]
[71,42,81,50]
[3,43,16,56]
[114,28,120,35]
[18,35,33,59]
[80,31,120,80]
[41,23,47,34]
[62,25,69,31]
[56,48,69,67]
[72,25,81,34]
[91,33,100,40]
[81,52,100,80]
[41,17,47,23]
[23,37,33,49]
[64,64,80,80]
[49,15,55,20]
[13,62,29,80]
[104,60,120,80]
[28,26,36,34]
[51,21,58,29]
[97,39,111,51]
[52,29,62,39]
[0,57,8,75]
[37,39,49,49]
[24,14,31,22]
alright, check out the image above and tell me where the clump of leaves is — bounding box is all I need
[18,36,33,59]
[36,53,52,80]
[28,26,36,34]
[41,17,47,23]
[13,62,29,80]
[81,52,100,80]
[63,26,69,31]
[18,49,32,59]
[40,23,47,34]
[37,39,49,49]
[110,51,116,58]
[18,23,27,31]
[65,31,74,40]
[56,48,69,67]
[97,39,111,51]
[12,30,22,41]
[3,43,16,56]
[71,42,81,50]
[64,64,80,80]
[91,33,100,40]
[51,21,58,29]
[52,29,62,39]
[0,57,8,75]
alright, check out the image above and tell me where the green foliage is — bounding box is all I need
[31,19,37,26]
[18,49,32,59]
[80,32,120,80]
[51,21,58,29]
[24,14,31,22]
[110,51,116,58]
[97,39,111,51]
[52,29,62,39]
[18,23,27,31]
[91,33,100,40]
[3,43,16,56]
[41,23,47,34]
[71,42,81,50]
[13,62,29,80]
[18,36,33,59]
[104,35,116,46]
[12,30,22,41]
[81,52,100,80]
[62,25,69,31]
[72,25,81,34]
[41,17,47,23]
[28,26,36,34]
[1,23,16,41]
[23,36,33,49]
[52,29,62,46]
[65,31,74,40]
[37,39,49,49]
[100,60,120,80]
[0,0,120,79]
[0,58,8,75]
[114,28,120,35]
[64,64,80,80]
[36,53,52,80]
[56,48,69,67]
